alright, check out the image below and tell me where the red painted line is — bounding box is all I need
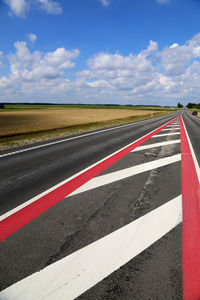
[180,116,200,300]
[0,116,179,242]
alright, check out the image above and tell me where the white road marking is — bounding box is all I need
[0,119,178,222]
[152,132,180,138]
[0,115,175,159]
[70,154,181,196]
[161,128,179,131]
[0,196,182,300]
[182,118,200,184]
[131,140,180,152]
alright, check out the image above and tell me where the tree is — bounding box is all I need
[177,102,183,108]
[186,102,195,108]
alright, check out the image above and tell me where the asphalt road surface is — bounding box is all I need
[0,109,199,299]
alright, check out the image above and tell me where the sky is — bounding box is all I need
[0,0,200,106]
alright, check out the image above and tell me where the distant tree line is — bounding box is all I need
[177,102,200,109]
[0,103,174,108]
[186,102,200,109]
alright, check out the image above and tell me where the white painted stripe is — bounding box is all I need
[161,129,180,131]
[70,154,181,196]
[131,140,180,152]
[182,118,200,184]
[166,124,180,125]
[0,196,182,300]
[166,126,180,128]
[0,114,176,159]
[152,132,180,138]
[0,118,179,222]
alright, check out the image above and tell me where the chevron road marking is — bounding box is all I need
[132,140,180,152]
[152,132,180,138]
[0,116,179,242]
[0,196,182,300]
[69,154,181,197]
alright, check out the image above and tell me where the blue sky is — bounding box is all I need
[1,0,200,105]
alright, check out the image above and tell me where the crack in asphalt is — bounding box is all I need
[44,184,122,267]
[132,135,180,219]
[45,134,180,270]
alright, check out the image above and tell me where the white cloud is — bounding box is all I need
[28,33,37,43]
[1,33,200,105]
[169,43,179,49]
[156,33,200,76]
[3,0,62,17]
[8,41,79,82]
[35,0,62,14]
[99,0,110,7]
[4,0,29,17]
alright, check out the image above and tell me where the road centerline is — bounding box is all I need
[180,116,200,300]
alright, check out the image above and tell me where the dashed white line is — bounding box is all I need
[132,140,180,152]
[0,195,182,300]
[70,154,181,196]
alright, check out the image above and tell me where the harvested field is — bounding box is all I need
[0,108,164,137]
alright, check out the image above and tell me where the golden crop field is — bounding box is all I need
[0,108,162,137]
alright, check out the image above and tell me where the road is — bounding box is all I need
[0,109,199,299]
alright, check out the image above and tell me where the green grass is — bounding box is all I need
[188,108,200,112]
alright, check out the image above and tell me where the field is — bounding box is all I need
[0,105,175,149]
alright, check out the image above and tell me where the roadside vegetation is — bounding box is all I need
[0,104,177,150]
[186,102,200,117]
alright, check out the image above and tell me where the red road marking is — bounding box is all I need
[0,116,179,242]
[180,116,200,300]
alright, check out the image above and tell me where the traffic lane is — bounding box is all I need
[0,159,181,291]
[183,110,200,166]
[0,113,180,216]
[78,224,182,300]
[0,119,171,216]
